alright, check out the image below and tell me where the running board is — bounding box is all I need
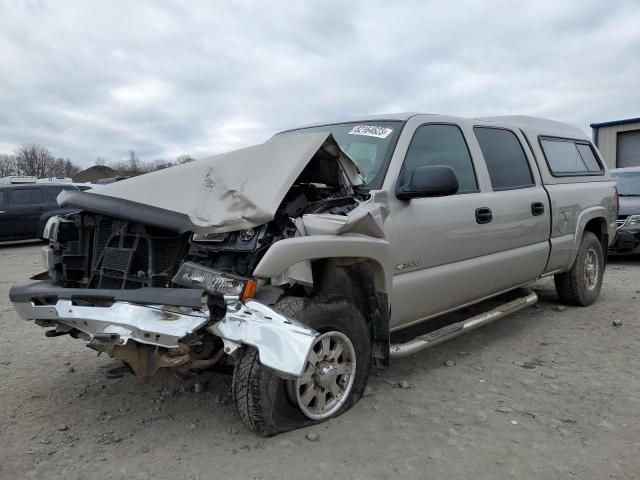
[389,290,538,358]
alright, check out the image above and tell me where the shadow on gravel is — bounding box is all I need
[0,239,44,250]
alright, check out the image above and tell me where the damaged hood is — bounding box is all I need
[59,132,363,234]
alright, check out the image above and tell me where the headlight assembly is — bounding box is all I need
[172,262,246,296]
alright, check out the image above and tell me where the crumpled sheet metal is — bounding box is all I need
[301,201,386,238]
[78,132,363,234]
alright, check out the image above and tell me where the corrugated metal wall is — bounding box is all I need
[593,122,640,168]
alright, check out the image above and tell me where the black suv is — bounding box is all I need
[0,183,82,242]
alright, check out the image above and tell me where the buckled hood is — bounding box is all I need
[59,132,363,234]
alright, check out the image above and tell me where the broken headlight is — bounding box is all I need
[172,261,246,296]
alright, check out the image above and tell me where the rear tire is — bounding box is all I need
[232,296,371,436]
[554,231,604,306]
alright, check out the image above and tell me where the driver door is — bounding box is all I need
[386,122,500,329]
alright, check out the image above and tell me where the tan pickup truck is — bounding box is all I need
[10,113,618,435]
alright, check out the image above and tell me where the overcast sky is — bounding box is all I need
[1,0,639,166]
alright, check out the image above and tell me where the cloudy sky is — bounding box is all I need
[1,0,639,166]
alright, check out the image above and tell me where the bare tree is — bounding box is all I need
[14,144,57,177]
[127,150,141,174]
[176,154,195,164]
[0,153,17,177]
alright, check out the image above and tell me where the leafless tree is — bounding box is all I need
[176,154,196,164]
[14,144,56,177]
[0,153,18,177]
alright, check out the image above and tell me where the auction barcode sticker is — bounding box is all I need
[347,125,393,139]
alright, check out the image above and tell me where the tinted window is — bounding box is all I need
[10,188,44,205]
[540,138,603,175]
[401,124,478,193]
[474,127,534,190]
[576,144,602,172]
[0,190,5,207]
[45,186,74,201]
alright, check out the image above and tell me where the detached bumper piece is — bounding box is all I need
[209,300,318,378]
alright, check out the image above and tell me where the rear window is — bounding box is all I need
[540,138,603,175]
[10,187,44,205]
[474,127,534,191]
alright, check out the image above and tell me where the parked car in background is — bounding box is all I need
[0,183,81,242]
[10,114,617,436]
[610,166,640,254]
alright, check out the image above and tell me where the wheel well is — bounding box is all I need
[583,217,608,253]
[311,257,390,367]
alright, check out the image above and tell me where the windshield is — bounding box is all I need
[612,172,640,196]
[272,121,404,188]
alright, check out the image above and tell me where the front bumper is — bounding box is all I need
[9,279,317,377]
[610,226,640,254]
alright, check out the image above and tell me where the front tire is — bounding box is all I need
[554,231,604,306]
[232,296,371,436]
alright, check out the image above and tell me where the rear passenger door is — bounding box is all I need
[471,125,551,292]
[7,187,47,238]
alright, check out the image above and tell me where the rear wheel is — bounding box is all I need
[554,231,604,306]
[232,296,371,436]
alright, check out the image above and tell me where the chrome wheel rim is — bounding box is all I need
[295,331,356,420]
[584,248,599,290]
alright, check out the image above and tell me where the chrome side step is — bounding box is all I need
[389,290,538,358]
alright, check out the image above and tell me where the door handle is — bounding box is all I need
[475,207,493,224]
[531,202,545,216]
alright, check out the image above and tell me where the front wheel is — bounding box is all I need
[232,296,371,436]
[554,231,605,306]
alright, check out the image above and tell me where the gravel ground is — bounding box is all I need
[1,242,639,480]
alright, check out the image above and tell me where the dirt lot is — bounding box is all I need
[1,242,639,480]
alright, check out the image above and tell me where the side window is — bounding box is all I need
[540,138,603,175]
[10,187,45,205]
[45,186,73,201]
[401,124,478,193]
[0,190,5,207]
[474,127,534,191]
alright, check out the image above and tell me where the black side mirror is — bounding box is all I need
[396,165,459,200]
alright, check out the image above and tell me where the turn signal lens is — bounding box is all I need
[242,279,257,302]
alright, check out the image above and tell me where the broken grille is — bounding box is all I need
[89,218,187,289]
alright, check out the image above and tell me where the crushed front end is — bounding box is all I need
[9,212,320,377]
[9,131,377,381]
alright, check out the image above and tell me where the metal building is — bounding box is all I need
[591,117,640,169]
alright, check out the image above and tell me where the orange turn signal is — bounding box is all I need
[241,279,257,302]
